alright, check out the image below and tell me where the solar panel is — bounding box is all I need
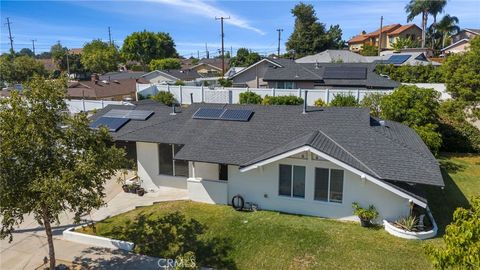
[220,109,254,122]
[323,67,366,79]
[193,108,225,120]
[386,54,411,64]
[90,117,130,132]
[103,109,154,120]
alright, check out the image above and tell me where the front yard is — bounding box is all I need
[81,154,480,270]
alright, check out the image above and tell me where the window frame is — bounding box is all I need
[314,167,344,204]
[278,164,306,199]
[158,143,188,177]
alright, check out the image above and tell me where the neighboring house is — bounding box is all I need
[441,28,479,55]
[296,50,437,66]
[100,71,146,81]
[182,58,228,76]
[141,69,202,84]
[230,58,400,90]
[90,101,443,223]
[67,74,142,101]
[348,24,421,52]
[229,58,283,88]
[225,67,246,78]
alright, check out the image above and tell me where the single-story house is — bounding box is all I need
[99,71,146,81]
[181,58,228,76]
[229,58,282,88]
[141,69,202,84]
[90,100,443,223]
[296,50,438,66]
[67,74,145,101]
[441,28,479,55]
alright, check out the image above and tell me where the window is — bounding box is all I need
[389,37,395,45]
[158,143,188,177]
[219,164,228,181]
[279,164,305,198]
[276,81,295,89]
[314,168,344,203]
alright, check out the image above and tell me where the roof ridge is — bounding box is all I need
[314,129,381,178]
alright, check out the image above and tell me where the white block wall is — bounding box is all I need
[187,178,228,204]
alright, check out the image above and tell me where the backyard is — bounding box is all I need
[81,154,480,270]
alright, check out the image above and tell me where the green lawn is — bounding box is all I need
[82,154,480,270]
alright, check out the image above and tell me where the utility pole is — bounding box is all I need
[108,26,112,45]
[31,39,36,55]
[276,28,283,56]
[5,17,14,53]
[197,50,200,59]
[205,43,209,59]
[215,16,230,75]
[378,16,383,55]
[66,51,70,77]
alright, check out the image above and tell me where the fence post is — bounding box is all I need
[229,90,233,104]
[201,85,205,103]
[326,89,330,104]
[272,88,276,97]
[179,85,183,105]
[356,89,360,102]
[167,84,170,93]
[298,88,301,97]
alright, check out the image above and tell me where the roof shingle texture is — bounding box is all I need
[92,101,443,187]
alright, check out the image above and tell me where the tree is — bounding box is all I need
[380,85,442,153]
[329,94,359,107]
[17,48,35,57]
[122,30,177,71]
[0,54,47,83]
[436,15,460,48]
[0,77,128,270]
[229,48,261,67]
[425,196,480,269]
[152,91,176,106]
[149,58,181,70]
[360,44,378,56]
[441,36,480,106]
[218,78,232,87]
[81,39,120,74]
[360,92,385,117]
[327,24,345,49]
[392,37,421,51]
[405,0,446,48]
[286,3,339,57]
[50,43,68,70]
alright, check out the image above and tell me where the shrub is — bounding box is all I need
[149,58,181,71]
[375,64,444,83]
[329,94,358,107]
[352,202,379,221]
[174,80,185,86]
[218,78,232,87]
[152,91,175,106]
[262,95,304,105]
[314,98,327,107]
[360,92,385,117]
[239,91,262,104]
[425,196,480,269]
[394,216,419,231]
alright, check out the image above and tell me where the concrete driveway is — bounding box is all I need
[0,174,188,270]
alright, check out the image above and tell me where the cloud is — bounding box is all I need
[145,0,265,35]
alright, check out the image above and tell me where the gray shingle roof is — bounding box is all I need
[91,101,443,187]
[262,61,400,89]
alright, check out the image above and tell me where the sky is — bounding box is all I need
[1,0,479,57]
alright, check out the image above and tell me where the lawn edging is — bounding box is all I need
[383,208,438,240]
[63,226,134,251]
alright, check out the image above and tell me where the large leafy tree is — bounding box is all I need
[442,36,480,109]
[379,85,442,153]
[436,14,460,48]
[0,76,128,270]
[0,54,47,83]
[229,48,261,67]
[17,48,35,57]
[81,39,121,74]
[50,42,68,70]
[425,196,480,269]
[149,58,181,71]
[286,3,342,57]
[121,30,177,71]
[405,0,446,48]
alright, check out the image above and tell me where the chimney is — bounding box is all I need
[303,90,308,114]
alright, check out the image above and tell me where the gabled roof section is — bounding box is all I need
[441,38,470,52]
[348,24,402,43]
[228,58,283,79]
[388,24,421,36]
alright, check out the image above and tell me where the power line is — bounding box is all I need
[5,17,14,53]
[215,16,230,75]
[276,28,283,56]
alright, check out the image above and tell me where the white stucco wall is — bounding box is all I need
[189,162,219,180]
[227,157,410,222]
[136,142,187,191]
[187,178,228,204]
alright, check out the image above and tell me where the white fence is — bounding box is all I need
[136,84,392,106]
[66,99,134,114]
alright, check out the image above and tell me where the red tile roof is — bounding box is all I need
[348,24,402,44]
[388,24,420,36]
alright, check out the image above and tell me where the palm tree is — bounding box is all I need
[436,14,460,48]
[429,0,447,49]
[405,0,446,48]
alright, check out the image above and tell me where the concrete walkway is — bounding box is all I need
[0,175,188,270]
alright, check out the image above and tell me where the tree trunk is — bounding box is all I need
[421,11,427,48]
[43,215,56,270]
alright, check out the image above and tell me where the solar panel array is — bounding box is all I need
[193,108,254,122]
[90,117,130,132]
[103,109,154,120]
[385,54,411,64]
[323,67,367,79]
